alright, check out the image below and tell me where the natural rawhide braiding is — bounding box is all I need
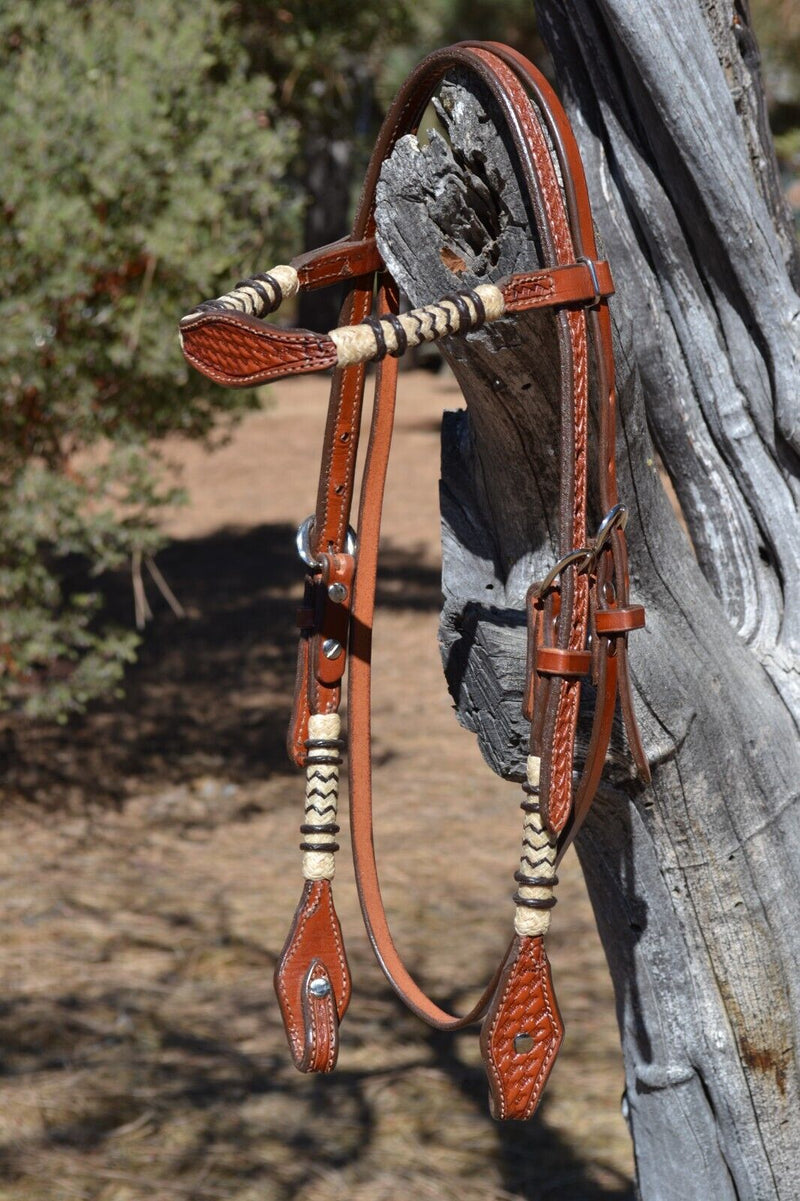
[330,284,505,366]
[179,40,650,1122]
[301,713,343,882]
[187,264,300,319]
[514,756,559,938]
[187,276,507,369]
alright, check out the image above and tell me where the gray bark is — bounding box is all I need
[372,4,800,1198]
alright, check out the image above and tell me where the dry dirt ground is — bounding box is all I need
[0,371,635,1201]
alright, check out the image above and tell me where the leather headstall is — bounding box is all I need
[179,41,651,1121]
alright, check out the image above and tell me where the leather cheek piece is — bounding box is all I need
[522,590,545,722]
[594,604,646,634]
[289,558,356,743]
[288,628,313,767]
[540,676,582,838]
[316,645,347,687]
[314,554,355,689]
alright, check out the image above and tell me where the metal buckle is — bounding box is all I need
[536,546,595,597]
[534,504,627,597]
[592,502,628,557]
[296,514,357,569]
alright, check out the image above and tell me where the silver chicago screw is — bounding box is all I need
[308,977,332,998]
[327,582,348,603]
[322,638,343,660]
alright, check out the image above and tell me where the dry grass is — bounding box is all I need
[0,372,634,1200]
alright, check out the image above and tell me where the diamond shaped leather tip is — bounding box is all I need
[479,934,564,1120]
[274,879,351,1073]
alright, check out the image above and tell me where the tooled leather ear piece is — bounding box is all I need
[179,261,613,388]
[180,39,651,1120]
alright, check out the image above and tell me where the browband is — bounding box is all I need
[179,41,650,1121]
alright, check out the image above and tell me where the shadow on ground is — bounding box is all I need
[0,973,634,1201]
[3,523,444,808]
[0,520,634,1200]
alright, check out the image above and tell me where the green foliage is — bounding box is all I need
[0,0,544,724]
[376,0,544,107]
[0,0,298,719]
[234,1,423,122]
[6,0,790,726]
[234,0,542,167]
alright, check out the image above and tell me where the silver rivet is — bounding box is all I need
[322,638,343,660]
[514,1033,535,1053]
[327,582,347,603]
[309,977,332,998]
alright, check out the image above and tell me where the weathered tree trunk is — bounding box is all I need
[373,4,800,1198]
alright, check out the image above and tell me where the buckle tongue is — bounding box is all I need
[534,504,628,598]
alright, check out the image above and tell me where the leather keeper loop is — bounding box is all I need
[595,604,646,634]
[536,646,592,676]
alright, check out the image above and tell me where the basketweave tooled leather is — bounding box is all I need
[179,40,651,1121]
[479,935,564,1120]
[180,317,338,387]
